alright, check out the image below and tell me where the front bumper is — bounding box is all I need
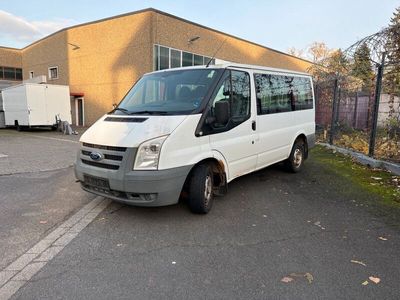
[74,145,192,207]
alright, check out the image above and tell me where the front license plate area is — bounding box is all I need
[83,174,110,190]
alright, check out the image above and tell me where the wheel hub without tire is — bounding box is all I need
[293,148,303,167]
[204,175,212,205]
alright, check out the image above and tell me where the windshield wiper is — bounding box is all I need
[129,110,169,115]
[110,107,130,114]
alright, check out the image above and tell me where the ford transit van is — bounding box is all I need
[75,63,315,213]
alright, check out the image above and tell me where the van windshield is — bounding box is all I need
[114,69,221,115]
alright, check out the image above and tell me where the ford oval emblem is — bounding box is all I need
[89,152,103,161]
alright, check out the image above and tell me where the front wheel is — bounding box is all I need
[188,164,214,214]
[285,140,305,173]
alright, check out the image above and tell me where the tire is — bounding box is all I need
[285,140,305,173]
[188,163,214,214]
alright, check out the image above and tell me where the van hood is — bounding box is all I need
[80,114,188,147]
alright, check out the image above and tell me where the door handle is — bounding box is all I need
[251,120,256,131]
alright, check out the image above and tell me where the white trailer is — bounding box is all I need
[0,92,5,128]
[2,83,72,130]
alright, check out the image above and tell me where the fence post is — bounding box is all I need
[368,53,386,157]
[329,78,339,144]
[314,84,319,116]
[353,91,359,128]
[336,86,341,123]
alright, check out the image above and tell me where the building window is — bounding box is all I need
[182,52,193,67]
[4,67,15,79]
[170,49,181,68]
[194,54,203,66]
[203,56,212,65]
[48,66,58,80]
[159,46,170,70]
[0,66,23,81]
[153,45,159,70]
[153,44,215,71]
[29,71,34,79]
[15,68,22,80]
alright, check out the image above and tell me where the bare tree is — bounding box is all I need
[287,47,305,59]
[307,42,332,63]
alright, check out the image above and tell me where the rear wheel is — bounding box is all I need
[285,140,305,173]
[188,163,214,214]
[15,121,22,132]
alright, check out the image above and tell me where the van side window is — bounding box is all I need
[203,70,250,134]
[254,74,292,114]
[255,73,313,115]
[230,70,251,119]
[213,70,250,121]
[293,77,313,110]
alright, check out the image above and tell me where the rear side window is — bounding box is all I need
[254,73,313,115]
[293,77,313,110]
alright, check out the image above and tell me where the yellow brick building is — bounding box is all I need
[0,8,313,126]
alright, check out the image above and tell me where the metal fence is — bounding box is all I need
[315,80,400,163]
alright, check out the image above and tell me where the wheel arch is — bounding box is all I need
[289,132,309,159]
[183,154,228,197]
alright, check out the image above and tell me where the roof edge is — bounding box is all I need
[20,8,156,51]
[151,9,314,65]
[1,7,313,65]
[0,45,21,51]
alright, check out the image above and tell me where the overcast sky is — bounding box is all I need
[0,0,398,54]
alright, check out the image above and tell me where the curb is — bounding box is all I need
[318,143,400,176]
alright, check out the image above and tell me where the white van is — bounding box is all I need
[75,63,315,213]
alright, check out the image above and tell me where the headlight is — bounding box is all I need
[134,135,168,170]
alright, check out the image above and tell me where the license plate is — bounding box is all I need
[83,175,110,190]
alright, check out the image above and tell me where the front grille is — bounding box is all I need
[104,154,123,161]
[81,150,91,156]
[81,150,123,161]
[81,159,119,170]
[82,142,127,152]
[80,143,137,172]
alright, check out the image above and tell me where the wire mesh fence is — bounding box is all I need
[309,20,400,164]
[315,79,400,163]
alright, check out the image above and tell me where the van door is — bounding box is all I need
[207,69,258,180]
[254,73,305,168]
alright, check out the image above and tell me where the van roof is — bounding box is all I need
[150,63,311,77]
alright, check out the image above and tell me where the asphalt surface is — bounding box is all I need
[0,129,81,175]
[0,168,95,271]
[1,129,400,299]
[0,129,94,271]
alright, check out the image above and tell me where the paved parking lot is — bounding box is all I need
[0,129,82,175]
[0,128,93,275]
[1,129,400,299]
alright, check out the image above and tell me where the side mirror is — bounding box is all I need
[214,100,230,125]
